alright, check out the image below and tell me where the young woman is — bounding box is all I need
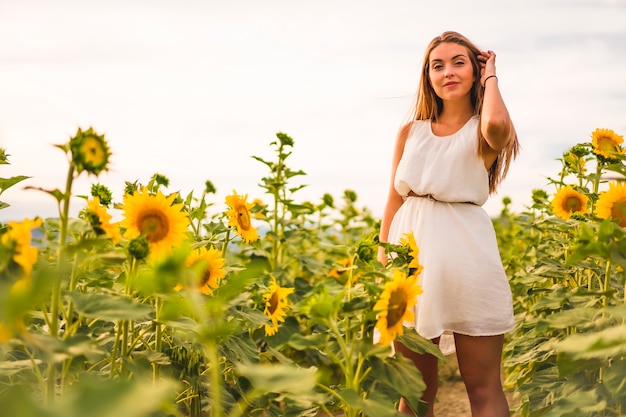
[378,31,520,417]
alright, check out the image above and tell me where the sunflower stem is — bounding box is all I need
[592,161,603,214]
[153,296,162,384]
[206,341,223,417]
[327,317,358,414]
[603,260,611,309]
[63,252,80,340]
[221,228,230,260]
[47,162,75,405]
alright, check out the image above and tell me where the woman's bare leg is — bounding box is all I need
[393,337,440,416]
[454,333,509,417]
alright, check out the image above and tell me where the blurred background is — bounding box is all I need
[1,0,625,220]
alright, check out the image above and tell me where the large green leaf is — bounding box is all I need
[62,374,177,417]
[287,332,329,350]
[554,324,626,359]
[236,363,323,408]
[236,363,317,394]
[542,388,606,417]
[369,355,425,414]
[66,292,152,321]
[396,329,445,359]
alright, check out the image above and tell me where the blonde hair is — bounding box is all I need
[407,31,519,194]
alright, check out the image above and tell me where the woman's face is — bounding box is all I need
[428,42,475,103]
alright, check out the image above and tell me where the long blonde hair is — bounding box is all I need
[407,31,519,194]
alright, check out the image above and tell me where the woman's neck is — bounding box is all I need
[436,101,474,125]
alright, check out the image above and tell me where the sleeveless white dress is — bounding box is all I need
[389,116,514,353]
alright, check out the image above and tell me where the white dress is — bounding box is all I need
[389,115,514,353]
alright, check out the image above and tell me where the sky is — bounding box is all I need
[1,0,625,222]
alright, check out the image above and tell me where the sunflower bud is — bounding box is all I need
[90,183,113,207]
[124,181,139,196]
[204,180,216,194]
[128,236,150,260]
[69,127,110,175]
[356,240,376,263]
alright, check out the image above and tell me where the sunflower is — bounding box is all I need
[263,277,294,336]
[329,257,360,286]
[399,232,423,275]
[184,246,226,294]
[69,127,110,175]
[1,217,42,278]
[121,188,190,259]
[225,190,259,243]
[591,128,624,159]
[0,322,12,343]
[550,186,590,220]
[374,269,423,346]
[83,197,121,244]
[596,182,626,227]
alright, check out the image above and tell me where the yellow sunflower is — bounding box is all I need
[399,232,423,275]
[121,188,190,259]
[184,246,226,294]
[550,185,590,220]
[225,190,259,243]
[69,127,110,175]
[329,257,360,286]
[591,128,624,159]
[252,198,267,219]
[596,182,626,227]
[0,322,12,343]
[84,197,121,244]
[374,269,423,346]
[1,217,42,278]
[263,277,294,336]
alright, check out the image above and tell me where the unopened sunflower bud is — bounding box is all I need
[128,236,150,260]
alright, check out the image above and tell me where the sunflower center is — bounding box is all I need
[386,289,408,328]
[138,210,170,242]
[81,137,106,166]
[268,291,280,315]
[564,196,583,212]
[199,268,211,287]
[236,205,252,231]
[610,198,626,227]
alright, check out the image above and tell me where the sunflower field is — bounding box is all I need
[0,125,625,417]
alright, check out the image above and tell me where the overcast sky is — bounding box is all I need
[1,0,625,222]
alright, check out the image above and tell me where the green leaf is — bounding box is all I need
[361,390,403,417]
[62,374,178,417]
[236,363,320,406]
[396,329,445,359]
[369,354,425,412]
[0,359,42,376]
[23,186,65,203]
[0,175,30,193]
[535,307,597,333]
[287,332,329,350]
[542,388,606,417]
[555,324,626,359]
[222,334,260,364]
[66,292,152,321]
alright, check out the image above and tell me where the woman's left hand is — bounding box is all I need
[478,50,497,86]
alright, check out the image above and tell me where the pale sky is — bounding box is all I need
[1,0,625,222]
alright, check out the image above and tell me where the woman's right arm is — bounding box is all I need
[378,122,412,265]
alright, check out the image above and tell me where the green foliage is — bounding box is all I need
[0,130,428,417]
[496,127,626,417]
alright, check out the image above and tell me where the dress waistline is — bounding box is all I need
[402,190,477,205]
